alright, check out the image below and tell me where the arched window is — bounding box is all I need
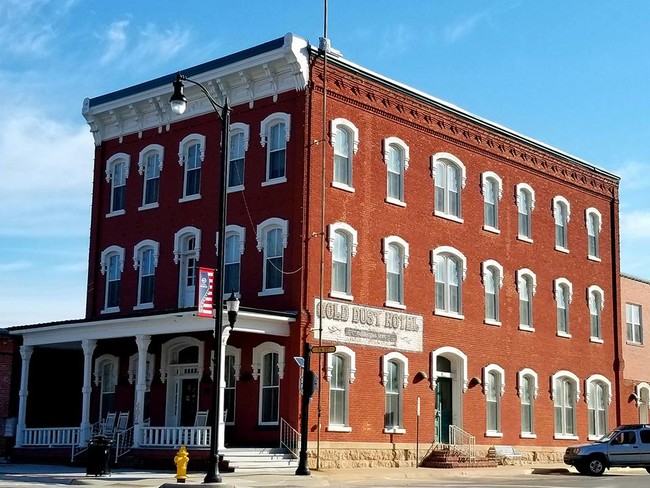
[383,236,409,308]
[585,208,602,260]
[174,226,201,308]
[431,246,467,317]
[637,382,650,423]
[224,225,245,297]
[256,218,289,295]
[260,113,290,185]
[94,354,119,419]
[516,268,537,330]
[382,352,408,433]
[383,137,409,204]
[552,370,580,439]
[224,345,241,425]
[588,285,605,341]
[482,260,504,325]
[330,118,359,191]
[432,153,466,221]
[553,196,571,251]
[228,123,249,191]
[178,134,205,200]
[518,369,538,437]
[481,172,503,232]
[138,144,163,208]
[100,245,125,312]
[483,364,504,436]
[326,346,355,432]
[586,374,611,440]
[133,240,160,308]
[554,278,573,336]
[327,223,358,300]
[516,183,535,241]
[252,342,285,426]
[105,153,130,215]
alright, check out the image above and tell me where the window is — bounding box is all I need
[431,246,467,318]
[588,285,605,341]
[481,172,503,232]
[552,371,579,439]
[383,137,409,205]
[94,355,118,419]
[327,223,358,300]
[586,375,611,440]
[228,123,249,191]
[585,208,602,260]
[626,303,643,344]
[637,382,650,424]
[138,144,163,209]
[326,346,355,432]
[100,246,125,312]
[261,113,290,185]
[516,183,535,241]
[516,269,536,330]
[224,346,241,425]
[224,225,245,297]
[482,260,503,325]
[483,364,504,436]
[554,278,573,336]
[382,352,408,433]
[432,153,466,221]
[553,196,571,251]
[133,240,159,309]
[518,369,538,438]
[256,218,288,295]
[329,118,359,191]
[383,236,409,308]
[105,153,130,215]
[173,226,201,308]
[178,134,205,200]
[251,342,285,426]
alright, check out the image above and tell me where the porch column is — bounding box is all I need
[132,334,151,448]
[80,339,97,444]
[15,345,33,448]
[217,328,231,450]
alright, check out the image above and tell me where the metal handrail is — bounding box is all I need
[448,424,476,461]
[279,417,300,458]
[115,425,134,462]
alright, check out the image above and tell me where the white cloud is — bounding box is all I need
[379,24,412,57]
[0,261,31,273]
[620,210,650,240]
[614,160,650,191]
[444,12,487,44]
[100,19,130,64]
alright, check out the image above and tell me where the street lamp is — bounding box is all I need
[170,72,233,484]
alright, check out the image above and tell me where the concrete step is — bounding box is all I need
[223,447,298,470]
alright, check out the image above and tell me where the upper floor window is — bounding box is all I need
[588,285,605,342]
[518,369,538,438]
[260,113,290,185]
[481,172,503,232]
[178,134,205,201]
[105,153,130,216]
[100,245,125,312]
[138,144,163,209]
[224,225,245,297]
[554,278,573,337]
[516,268,537,330]
[383,137,409,205]
[382,352,408,433]
[133,240,160,309]
[586,374,611,440]
[330,119,359,191]
[483,364,504,436]
[326,346,356,432]
[516,183,535,241]
[431,153,466,222]
[327,223,358,300]
[585,208,602,260]
[228,123,249,192]
[482,260,504,325]
[173,226,201,308]
[383,236,409,308]
[553,196,571,252]
[256,218,288,296]
[626,303,643,344]
[552,370,580,439]
[431,246,467,318]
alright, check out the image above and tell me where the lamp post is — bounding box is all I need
[170,73,235,484]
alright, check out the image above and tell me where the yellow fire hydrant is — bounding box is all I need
[174,445,189,483]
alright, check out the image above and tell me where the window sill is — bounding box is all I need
[258,289,284,297]
[261,177,287,187]
[385,301,406,310]
[590,337,604,344]
[483,225,500,234]
[133,303,154,311]
[383,428,406,434]
[485,432,503,438]
[106,210,125,218]
[484,319,501,327]
[433,211,463,224]
[587,255,602,263]
[555,245,570,254]
[332,182,355,193]
[518,325,535,332]
[556,331,572,339]
[554,434,578,441]
[326,425,352,433]
[385,197,406,207]
[520,433,537,439]
[434,310,464,320]
[517,235,533,244]
[179,194,201,203]
[626,340,644,347]
[101,307,120,314]
[227,185,245,193]
[330,291,354,301]
[138,203,159,211]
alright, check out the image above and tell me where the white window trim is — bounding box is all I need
[173,226,201,264]
[100,245,125,275]
[133,240,160,270]
[227,123,250,193]
[383,236,409,308]
[552,370,580,440]
[515,183,535,241]
[330,118,359,192]
[516,268,537,330]
[431,246,467,318]
[105,153,130,216]
[221,225,246,297]
[127,352,155,389]
[327,222,358,300]
[482,259,504,326]
[518,368,539,437]
[159,336,204,384]
[383,137,409,205]
[223,345,242,382]
[251,341,285,381]
[325,346,356,384]
[636,382,650,405]
[137,144,164,210]
[585,207,603,260]
[483,364,504,436]
[260,112,290,185]
[481,171,503,233]
[552,195,571,252]
[554,277,573,335]
[382,352,409,388]
[587,285,605,341]
[431,153,467,222]
[585,374,612,440]
[256,218,289,295]
[178,133,206,202]
[94,354,119,388]
[430,346,468,393]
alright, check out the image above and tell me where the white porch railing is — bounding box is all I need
[279,418,300,457]
[140,426,211,447]
[449,424,476,461]
[22,427,80,447]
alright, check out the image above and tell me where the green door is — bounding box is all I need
[435,377,452,444]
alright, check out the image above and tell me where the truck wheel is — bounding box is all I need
[587,456,606,476]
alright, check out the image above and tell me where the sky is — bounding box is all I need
[1,1,649,327]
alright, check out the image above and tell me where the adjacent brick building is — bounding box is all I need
[9,33,621,467]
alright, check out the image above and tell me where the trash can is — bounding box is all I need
[86,435,112,476]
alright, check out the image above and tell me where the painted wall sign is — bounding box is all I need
[313,299,424,352]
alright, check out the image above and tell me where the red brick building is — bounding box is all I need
[9,33,621,467]
[0,330,18,460]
